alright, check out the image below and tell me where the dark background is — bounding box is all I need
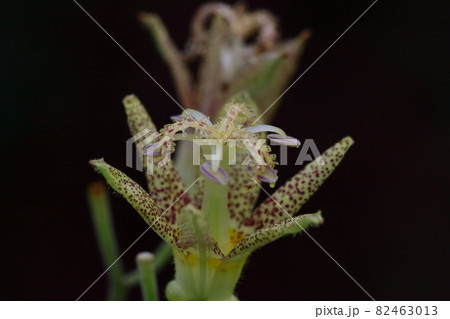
[1,0,449,300]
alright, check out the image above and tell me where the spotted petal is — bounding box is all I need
[89,159,178,247]
[123,94,157,135]
[227,211,323,259]
[216,91,263,125]
[146,162,190,228]
[247,137,354,230]
[123,95,189,228]
[228,154,261,235]
[176,204,223,258]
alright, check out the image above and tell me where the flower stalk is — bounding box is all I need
[136,252,159,301]
[122,241,173,288]
[87,182,127,300]
[87,181,174,299]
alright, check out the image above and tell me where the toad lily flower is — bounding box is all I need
[89,95,354,300]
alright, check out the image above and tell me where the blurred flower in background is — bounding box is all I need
[139,2,310,122]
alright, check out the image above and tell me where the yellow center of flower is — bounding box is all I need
[229,228,246,249]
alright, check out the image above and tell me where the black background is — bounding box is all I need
[1,0,449,300]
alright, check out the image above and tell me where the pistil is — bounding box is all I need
[201,147,231,254]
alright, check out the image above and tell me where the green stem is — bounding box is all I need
[123,241,173,288]
[87,181,127,300]
[136,252,159,301]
